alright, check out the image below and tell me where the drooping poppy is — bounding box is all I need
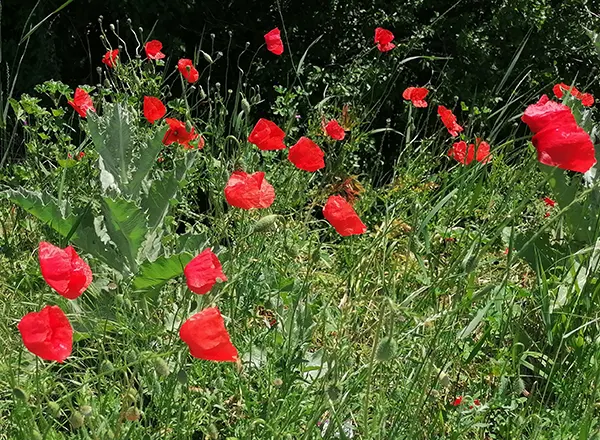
[374,27,395,52]
[179,307,238,362]
[402,87,429,108]
[448,139,491,165]
[325,120,346,141]
[163,118,198,148]
[264,28,284,55]
[288,137,325,172]
[143,96,166,124]
[521,95,576,134]
[18,305,73,362]
[184,248,227,295]
[39,241,93,300]
[224,171,275,209]
[323,195,367,236]
[102,49,119,68]
[177,59,199,83]
[145,40,166,60]
[437,105,464,137]
[68,88,95,118]
[248,118,286,150]
[532,123,596,173]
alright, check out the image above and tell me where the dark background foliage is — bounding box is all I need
[2,0,600,179]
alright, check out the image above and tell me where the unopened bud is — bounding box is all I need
[70,411,85,429]
[80,405,93,417]
[153,358,170,377]
[375,336,397,362]
[125,407,142,422]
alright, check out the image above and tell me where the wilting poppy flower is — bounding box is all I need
[325,120,346,141]
[543,197,556,207]
[68,88,95,118]
[553,83,594,107]
[248,118,286,150]
[288,137,325,172]
[179,307,238,362]
[196,135,206,150]
[532,124,596,173]
[143,96,166,124]
[438,106,463,137]
[177,59,199,83]
[264,28,284,55]
[473,399,481,406]
[448,139,491,165]
[102,49,119,68]
[163,118,198,148]
[39,241,92,300]
[323,195,367,236]
[184,248,227,295]
[374,27,395,52]
[18,305,73,362]
[145,40,166,60]
[521,95,576,134]
[403,87,429,108]
[224,171,275,209]
[451,396,463,406]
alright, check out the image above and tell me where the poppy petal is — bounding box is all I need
[145,40,166,60]
[248,118,286,150]
[288,137,325,172]
[39,242,92,300]
[323,195,367,236]
[143,96,167,124]
[224,171,275,209]
[184,249,227,295]
[179,307,238,362]
[264,28,284,55]
[18,305,73,362]
[325,120,346,141]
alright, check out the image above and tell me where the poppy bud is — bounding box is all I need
[216,51,223,59]
[126,18,132,25]
[375,336,397,362]
[241,98,251,115]
[215,82,221,90]
[70,411,85,429]
[125,349,137,364]
[109,24,115,31]
[32,431,42,440]
[253,214,279,233]
[124,388,138,404]
[13,387,28,401]
[98,15,103,22]
[48,401,61,417]
[96,67,102,74]
[208,424,219,439]
[273,378,283,387]
[80,405,93,417]
[199,87,207,99]
[245,42,251,49]
[201,50,213,64]
[177,369,188,385]
[210,33,215,40]
[153,357,170,377]
[100,360,114,374]
[438,371,450,388]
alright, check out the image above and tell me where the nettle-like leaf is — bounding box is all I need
[132,253,194,290]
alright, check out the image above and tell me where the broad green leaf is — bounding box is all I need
[127,127,168,197]
[5,188,76,237]
[132,253,193,290]
[101,197,148,273]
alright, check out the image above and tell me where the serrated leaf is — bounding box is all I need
[5,188,77,236]
[132,253,193,290]
[127,127,168,197]
[101,197,148,273]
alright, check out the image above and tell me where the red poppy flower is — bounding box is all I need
[264,28,284,55]
[323,195,367,236]
[451,396,463,406]
[102,49,119,68]
[402,87,429,108]
[248,118,286,151]
[78,151,85,160]
[224,171,275,209]
[163,118,198,148]
[145,40,166,60]
[179,307,238,362]
[184,248,227,295]
[552,83,594,107]
[143,96,166,124]
[177,59,199,83]
[448,139,491,165]
[532,123,596,173]
[374,27,395,52]
[39,241,92,300]
[521,95,576,134]
[543,197,556,207]
[437,105,463,137]
[18,305,73,362]
[288,137,325,172]
[325,120,346,141]
[473,399,481,406]
[68,88,95,118]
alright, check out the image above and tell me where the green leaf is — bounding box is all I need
[101,197,148,273]
[5,188,76,236]
[127,127,168,197]
[132,253,193,290]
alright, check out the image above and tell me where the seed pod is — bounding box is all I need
[241,98,251,116]
[253,214,279,233]
[70,411,85,429]
[375,336,397,362]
